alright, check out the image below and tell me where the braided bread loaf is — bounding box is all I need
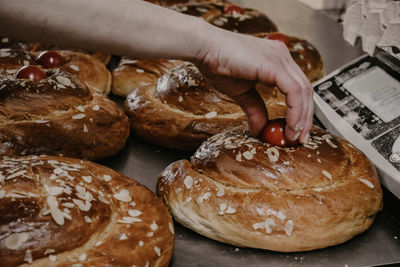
[0,155,174,266]
[157,126,383,251]
[1,37,111,95]
[124,62,248,151]
[0,48,129,160]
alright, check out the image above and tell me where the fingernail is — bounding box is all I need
[301,132,310,144]
[294,123,303,131]
[293,131,301,140]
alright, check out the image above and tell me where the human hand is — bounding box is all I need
[195,28,313,144]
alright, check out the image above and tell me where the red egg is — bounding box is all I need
[16,65,47,81]
[261,118,299,147]
[37,50,66,68]
[224,5,244,15]
[267,32,290,47]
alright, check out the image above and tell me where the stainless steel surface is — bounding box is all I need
[101,0,400,266]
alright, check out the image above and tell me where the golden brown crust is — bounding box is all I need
[1,37,112,94]
[24,41,111,65]
[112,57,183,97]
[207,5,278,34]
[31,50,112,95]
[0,49,129,160]
[124,63,248,151]
[157,126,383,252]
[0,155,174,267]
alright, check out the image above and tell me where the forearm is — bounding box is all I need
[0,0,212,60]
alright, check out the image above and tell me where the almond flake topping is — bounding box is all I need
[24,249,33,264]
[235,153,242,162]
[118,216,142,224]
[212,151,219,158]
[154,247,161,257]
[183,175,193,189]
[76,106,85,112]
[284,220,294,236]
[79,253,87,261]
[82,175,92,183]
[139,241,144,247]
[49,255,57,262]
[128,209,142,217]
[47,195,65,225]
[178,95,183,102]
[243,151,253,160]
[205,111,217,119]
[114,189,132,202]
[56,76,72,87]
[266,147,279,162]
[48,186,64,196]
[103,174,112,182]
[322,170,332,180]
[92,105,100,111]
[198,192,211,203]
[169,223,174,235]
[150,221,159,231]
[5,232,30,250]
[359,178,374,188]
[72,114,86,120]
[84,216,92,223]
[216,189,225,197]
[325,138,338,148]
[70,64,80,71]
[218,203,227,214]
[34,120,49,124]
[120,233,128,240]
[253,218,276,234]
[45,248,56,255]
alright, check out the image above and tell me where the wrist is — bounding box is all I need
[189,19,221,64]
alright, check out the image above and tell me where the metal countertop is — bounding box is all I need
[101,0,400,266]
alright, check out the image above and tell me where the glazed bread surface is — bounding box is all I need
[0,155,174,266]
[0,48,130,160]
[157,126,383,251]
[124,62,248,151]
[112,58,183,97]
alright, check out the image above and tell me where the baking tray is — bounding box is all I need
[100,0,400,265]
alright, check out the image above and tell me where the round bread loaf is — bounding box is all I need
[0,155,174,266]
[208,4,278,34]
[157,126,383,252]
[1,37,112,94]
[0,48,129,160]
[31,49,112,95]
[124,62,249,151]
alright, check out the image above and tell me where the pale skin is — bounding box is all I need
[0,0,313,143]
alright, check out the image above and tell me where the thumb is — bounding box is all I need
[229,87,269,136]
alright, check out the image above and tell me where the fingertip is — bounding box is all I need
[284,124,300,141]
[299,132,310,144]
